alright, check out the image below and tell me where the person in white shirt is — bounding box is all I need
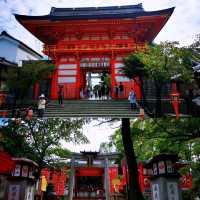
[37,94,46,118]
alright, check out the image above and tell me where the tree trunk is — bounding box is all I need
[140,77,154,118]
[155,81,163,117]
[121,118,144,200]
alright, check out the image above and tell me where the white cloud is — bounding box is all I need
[62,120,120,152]
[154,0,200,45]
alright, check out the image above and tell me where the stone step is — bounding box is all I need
[48,100,129,104]
[44,100,141,118]
[44,113,140,118]
[46,108,133,111]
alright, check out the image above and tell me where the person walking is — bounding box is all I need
[101,84,105,100]
[89,87,93,99]
[37,94,46,118]
[114,84,119,98]
[119,82,124,98]
[94,87,98,99]
[98,86,102,100]
[58,85,64,105]
[128,88,137,110]
[105,85,110,99]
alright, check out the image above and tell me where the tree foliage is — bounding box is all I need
[100,118,200,196]
[123,42,195,116]
[0,118,88,175]
[6,60,53,100]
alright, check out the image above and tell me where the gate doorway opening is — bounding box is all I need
[80,70,111,100]
[75,176,104,197]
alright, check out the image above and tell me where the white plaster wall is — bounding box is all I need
[0,38,18,63]
[16,47,41,63]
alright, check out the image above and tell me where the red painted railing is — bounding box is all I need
[43,42,145,54]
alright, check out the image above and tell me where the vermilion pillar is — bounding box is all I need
[34,81,39,100]
[111,59,116,99]
[50,65,58,100]
[76,60,81,99]
[133,77,142,100]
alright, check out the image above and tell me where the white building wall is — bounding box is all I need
[0,38,18,63]
[0,36,42,64]
[16,47,41,64]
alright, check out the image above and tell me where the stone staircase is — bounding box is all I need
[44,100,140,118]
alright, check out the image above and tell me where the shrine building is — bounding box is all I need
[15,4,174,100]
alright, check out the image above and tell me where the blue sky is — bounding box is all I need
[0,0,200,54]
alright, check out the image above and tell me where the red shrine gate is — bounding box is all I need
[15,4,174,100]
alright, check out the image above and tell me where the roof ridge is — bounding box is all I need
[50,3,144,13]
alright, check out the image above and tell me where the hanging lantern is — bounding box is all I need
[170,92,181,119]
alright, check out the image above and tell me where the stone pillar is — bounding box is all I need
[68,157,75,200]
[144,154,183,200]
[151,177,182,200]
[104,157,110,200]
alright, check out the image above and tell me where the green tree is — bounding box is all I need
[1,118,88,176]
[123,42,194,117]
[6,60,53,101]
[123,54,149,115]
[118,39,199,200]
[101,118,200,197]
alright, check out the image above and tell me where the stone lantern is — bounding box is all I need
[5,158,38,200]
[144,154,182,200]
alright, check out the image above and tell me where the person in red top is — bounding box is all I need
[26,106,33,120]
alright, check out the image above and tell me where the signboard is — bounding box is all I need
[158,161,165,174]
[28,168,33,179]
[180,174,192,190]
[80,57,110,68]
[152,184,160,200]
[14,165,21,177]
[167,182,179,200]
[153,163,158,175]
[166,160,173,173]
[22,166,28,177]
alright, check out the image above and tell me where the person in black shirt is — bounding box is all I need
[114,84,119,98]
[119,82,124,98]
[58,85,64,105]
